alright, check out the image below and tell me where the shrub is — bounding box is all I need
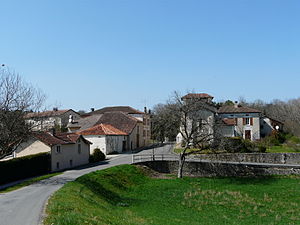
[222,137,258,153]
[0,152,51,185]
[89,148,105,163]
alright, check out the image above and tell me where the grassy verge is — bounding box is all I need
[0,172,62,193]
[267,145,300,153]
[45,165,300,225]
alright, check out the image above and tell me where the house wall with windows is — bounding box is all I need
[50,139,90,172]
[219,113,261,141]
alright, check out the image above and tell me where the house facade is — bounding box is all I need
[176,93,217,146]
[15,132,91,171]
[25,108,81,131]
[68,106,150,152]
[77,123,127,155]
[218,104,261,141]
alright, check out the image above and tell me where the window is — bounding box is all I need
[245,118,250,125]
[78,144,81,154]
[70,159,73,167]
[56,146,61,153]
[78,138,81,143]
[56,162,60,169]
[143,130,146,137]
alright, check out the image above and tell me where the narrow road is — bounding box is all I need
[0,144,174,225]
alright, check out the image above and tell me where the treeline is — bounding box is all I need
[241,98,300,136]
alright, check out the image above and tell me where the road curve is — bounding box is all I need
[0,144,173,225]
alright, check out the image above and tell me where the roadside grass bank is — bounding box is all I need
[0,172,62,193]
[44,164,300,225]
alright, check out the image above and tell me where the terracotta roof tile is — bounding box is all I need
[25,109,76,118]
[96,112,137,134]
[222,118,236,126]
[85,106,144,116]
[77,124,127,136]
[33,132,91,146]
[182,93,214,99]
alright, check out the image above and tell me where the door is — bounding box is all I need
[122,141,126,152]
[245,130,251,140]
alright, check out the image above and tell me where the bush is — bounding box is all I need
[89,148,105,163]
[0,152,51,185]
[222,137,256,153]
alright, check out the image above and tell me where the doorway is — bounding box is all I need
[245,130,251,140]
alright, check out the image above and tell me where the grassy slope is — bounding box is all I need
[45,165,300,225]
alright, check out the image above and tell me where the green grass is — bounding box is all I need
[267,145,300,153]
[45,165,300,225]
[0,172,62,193]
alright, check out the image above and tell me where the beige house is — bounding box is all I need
[68,106,151,151]
[16,132,91,171]
[218,104,261,141]
[25,108,81,131]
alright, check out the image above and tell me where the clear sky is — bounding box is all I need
[1,0,299,112]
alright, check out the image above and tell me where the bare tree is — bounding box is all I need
[170,92,221,178]
[0,68,45,159]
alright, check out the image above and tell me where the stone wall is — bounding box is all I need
[191,153,300,165]
[135,160,300,177]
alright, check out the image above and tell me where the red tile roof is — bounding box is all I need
[95,112,138,134]
[25,109,76,118]
[182,93,214,99]
[77,124,127,136]
[33,132,91,146]
[218,105,261,114]
[85,106,144,116]
[222,118,236,126]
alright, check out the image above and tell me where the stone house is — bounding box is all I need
[77,123,127,155]
[68,106,150,152]
[218,104,261,141]
[176,93,217,146]
[83,106,152,146]
[15,132,91,171]
[25,108,81,131]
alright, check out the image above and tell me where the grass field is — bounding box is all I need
[45,165,300,225]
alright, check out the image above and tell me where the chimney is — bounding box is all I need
[91,108,95,112]
[234,101,239,108]
[144,107,147,113]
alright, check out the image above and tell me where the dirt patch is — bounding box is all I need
[136,165,175,179]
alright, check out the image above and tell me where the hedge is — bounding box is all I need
[0,152,51,185]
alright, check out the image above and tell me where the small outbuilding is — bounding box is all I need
[77,123,127,155]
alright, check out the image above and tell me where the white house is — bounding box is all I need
[218,104,261,141]
[77,123,127,155]
[25,108,81,131]
[16,132,91,171]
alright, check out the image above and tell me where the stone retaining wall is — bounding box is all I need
[136,160,300,177]
[191,153,300,164]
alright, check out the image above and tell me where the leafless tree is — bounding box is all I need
[0,68,45,159]
[170,92,222,178]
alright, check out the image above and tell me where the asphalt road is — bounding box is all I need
[0,144,174,225]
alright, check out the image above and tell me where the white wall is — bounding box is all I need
[51,137,90,172]
[83,135,106,154]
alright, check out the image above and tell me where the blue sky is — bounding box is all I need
[1,0,299,111]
